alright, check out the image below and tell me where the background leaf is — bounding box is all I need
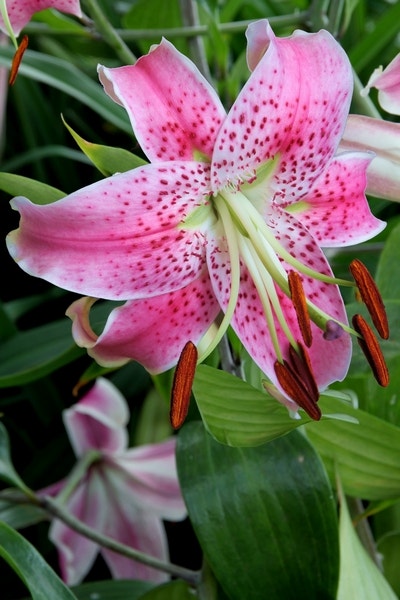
[0,521,77,600]
[177,422,339,600]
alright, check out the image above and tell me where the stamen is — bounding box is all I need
[352,314,389,387]
[274,359,321,421]
[350,259,389,340]
[288,271,312,347]
[9,35,29,85]
[288,343,319,402]
[170,341,198,429]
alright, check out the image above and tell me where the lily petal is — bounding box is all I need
[289,152,386,246]
[101,504,169,583]
[340,115,400,202]
[362,53,400,115]
[207,210,351,395]
[212,19,352,195]
[0,0,82,36]
[49,473,105,586]
[63,378,129,456]
[7,162,211,300]
[67,272,220,373]
[99,39,226,163]
[110,438,187,519]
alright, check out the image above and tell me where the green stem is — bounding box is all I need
[25,12,310,41]
[179,0,211,81]
[56,450,101,504]
[83,0,136,64]
[40,494,201,586]
[352,70,381,119]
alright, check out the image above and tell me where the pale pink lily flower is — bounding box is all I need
[340,115,400,202]
[41,377,186,585]
[7,20,384,417]
[0,0,82,38]
[361,52,400,115]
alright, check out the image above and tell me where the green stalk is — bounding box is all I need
[83,0,136,64]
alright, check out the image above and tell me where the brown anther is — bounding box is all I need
[352,314,389,387]
[170,341,198,429]
[289,343,319,402]
[9,35,29,86]
[274,359,321,421]
[288,270,312,347]
[350,259,389,340]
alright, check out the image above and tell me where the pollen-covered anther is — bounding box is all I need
[288,270,312,347]
[349,259,389,340]
[170,340,198,429]
[274,353,321,421]
[352,314,389,387]
[9,35,29,86]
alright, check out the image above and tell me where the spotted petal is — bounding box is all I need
[207,209,351,397]
[7,162,211,300]
[212,19,352,199]
[67,272,220,373]
[63,378,129,456]
[0,0,82,36]
[287,152,386,246]
[99,39,226,163]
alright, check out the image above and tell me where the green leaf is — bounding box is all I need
[306,396,400,500]
[0,424,33,496]
[376,221,400,301]
[0,319,84,388]
[62,117,147,177]
[0,492,46,529]
[0,47,131,134]
[177,422,339,600]
[193,364,311,446]
[377,532,400,597]
[0,521,78,600]
[337,484,397,600]
[0,172,65,204]
[348,1,400,71]
[71,580,155,600]
[138,580,193,599]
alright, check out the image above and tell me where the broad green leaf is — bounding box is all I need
[62,117,147,177]
[71,580,155,600]
[177,422,339,600]
[138,580,193,599]
[0,424,33,496]
[337,485,397,600]
[0,319,84,387]
[193,364,311,446]
[376,221,400,300]
[0,48,131,134]
[306,396,400,500]
[0,521,77,600]
[2,145,90,173]
[377,532,400,597]
[0,172,65,204]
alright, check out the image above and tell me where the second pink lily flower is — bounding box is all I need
[7,20,384,415]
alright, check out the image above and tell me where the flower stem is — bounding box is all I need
[179,0,211,81]
[39,494,201,586]
[352,70,381,119]
[82,0,136,64]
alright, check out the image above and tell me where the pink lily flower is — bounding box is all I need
[361,52,400,115]
[7,20,385,417]
[42,377,186,585]
[340,115,400,202]
[0,0,82,38]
